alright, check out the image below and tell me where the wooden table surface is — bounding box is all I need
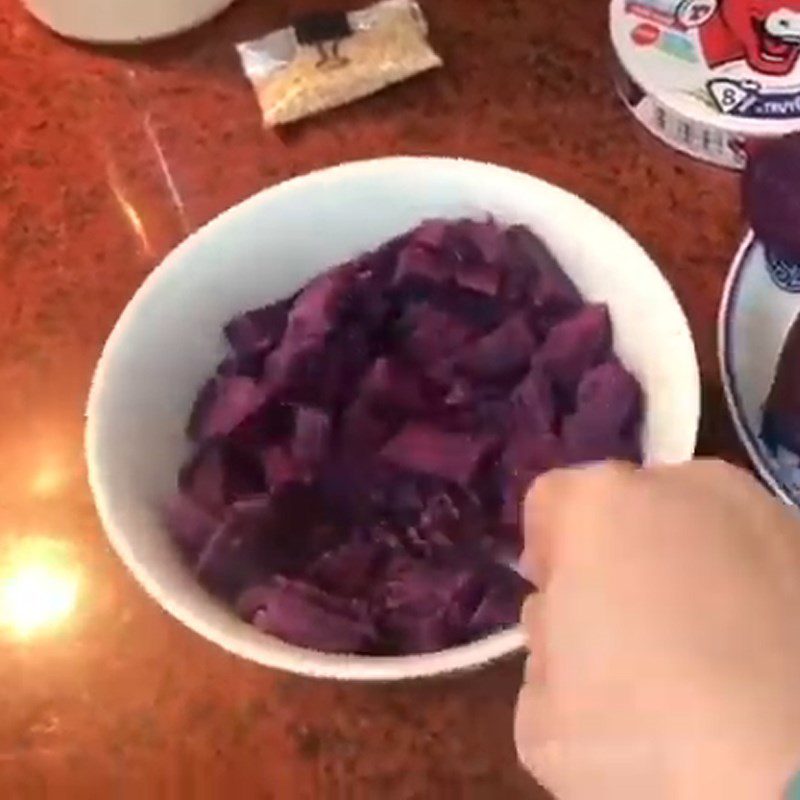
[0,0,748,796]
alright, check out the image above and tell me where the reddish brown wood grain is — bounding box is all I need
[0,0,746,796]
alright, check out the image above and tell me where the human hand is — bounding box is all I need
[515,460,800,800]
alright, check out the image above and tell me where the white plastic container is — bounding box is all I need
[22,0,236,43]
[611,0,800,168]
[85,157,700,681]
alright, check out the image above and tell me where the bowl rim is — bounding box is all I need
[718,230,795,506]
[86,155,698,680]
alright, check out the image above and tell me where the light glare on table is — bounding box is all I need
[0,541,79,638]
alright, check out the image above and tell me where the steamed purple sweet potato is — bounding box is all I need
[380,422,498,487]
[238,578,377,653]
[563,361,643,464]
[743,134,800,262]
[166,218,644,655]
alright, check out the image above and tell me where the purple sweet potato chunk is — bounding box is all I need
[190,376,270,440]
[454,260,503,296]
[226,448,266,503]
[562,362,643,464]
[179,441,227,511]
[417,490,462,539]
[539,304,612,395]
[380,422,498,487]
[224,301,289,356]
[267,266,357,382]
[385,611,453,653]
[186,378,217,440]
[308,539,384,597]
[395,243,451,285]
[510,358,556,435]
[340,397,399,456]
[448,220,506,296]
[411,218,449,250]
[459,313,537,381]
[216,350,266,380]
[469,566,529,635]
[359,357,431,414]
[289,265,355,336]
[400,304,475,365]
[427,285,504,333]
[763,312,800,455]
[238,577,377,653]
[458,219,505,264]
[290,324,371,409]
[443,567,488,634]
[575,361,642,431]
[262,445,308,492]
[504,431,563,480]
[180,440,265,511]
[194,495,275,596]
[743,134,800,262]
[292,406,331,468]
[505,225,582,315]
[164,492,219,554]
[380,558,479,652]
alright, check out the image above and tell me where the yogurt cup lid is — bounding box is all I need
[611,0,800,164]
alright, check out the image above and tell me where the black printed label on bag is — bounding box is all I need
[293,12,353,45]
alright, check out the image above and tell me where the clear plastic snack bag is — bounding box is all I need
[237,0,442,126]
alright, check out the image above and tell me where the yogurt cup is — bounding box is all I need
[611,0,800,168]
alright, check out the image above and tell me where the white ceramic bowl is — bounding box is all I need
[720,232,800,504]
[86,157,700,680]
[23,0,235,43]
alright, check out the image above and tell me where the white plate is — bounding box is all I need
[86,157,700,680]
[720,232,800,504]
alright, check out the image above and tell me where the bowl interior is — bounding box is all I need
[87,157,700,679]
[721,234,800,503]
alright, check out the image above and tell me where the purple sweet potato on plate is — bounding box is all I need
[743,134,800,262]
[762,312,800,455]
[167,217,644,655]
